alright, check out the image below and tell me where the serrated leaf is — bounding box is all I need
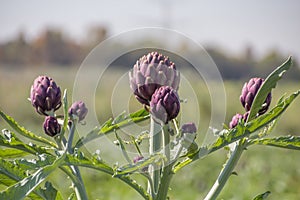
[248,57,292,121]
[248,135,300,150]
[0,153,65,200]
[13,155,56,170]
[0,130,49,155]
[114,153,165,177]
[65,153,150,200]
[0,110,57,148]
[37,181,63,200]
[74,108,150,149]
[64,154,113,174]
[0,158,62,200]
[0,148,29,158]
[173,90,300,173]
[252,191,271,200]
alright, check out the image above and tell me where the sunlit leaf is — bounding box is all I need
[173,90,300,173]
[0,153,65,199]
[0,148,29,158]
[65,153,151,199]
[252,191,271,200]
[114,153,165,177]
[0,158,62,200]
[248,56,292,121]
[0,110,57,148]
[0,130,49,155]
[74,108,150,149]
[248,135,300,150]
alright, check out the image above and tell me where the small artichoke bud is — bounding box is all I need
[68,101,88,122]
[229,111,250,129]
[43,116,61,137]
[181,122,197,134]
[129,52,180,105]
[240,77,272,115]
[150,86,180,124]
[30,76,61,116]
[180,123,197,149]
[133,156,148,172]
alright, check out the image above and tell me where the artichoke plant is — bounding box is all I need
[129,52,180,105]
[30,76,61,116]
[150,86,180,124]
[240,77,272,115]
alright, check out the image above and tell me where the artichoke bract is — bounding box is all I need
[43,116,61,137]
[68,101,88,122]
[30,76,61,116]
[181,122,197,134]
[150,86,180,124]
[229,113,244,129]
[129,52,180,105]
[240,77,272,115]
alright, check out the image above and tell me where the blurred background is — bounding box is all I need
[0,0,300,199]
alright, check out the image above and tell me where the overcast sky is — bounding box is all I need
[1,0,300,59]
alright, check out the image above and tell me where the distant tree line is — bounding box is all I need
[0,27,299,80]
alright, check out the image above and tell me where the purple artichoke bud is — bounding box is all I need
[229,113,244,129]
[243,111,249,122]
[240,77,272,115]
[30,76,61,116]
[43,116,61,137]
[181,122,197,134]
[133,156,148,172]
[68,101,88,122]
[150,86,180,124]
[129,52,180,105]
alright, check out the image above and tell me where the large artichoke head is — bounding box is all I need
[129,52,180,105]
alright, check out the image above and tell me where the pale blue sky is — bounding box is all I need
[1,0,300,59]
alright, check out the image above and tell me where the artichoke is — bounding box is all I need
[229,113,244,129]
[150,86,180,124]
[129,52,180,105]
[30,76,61,116]
[181,122,197,134]
[240,77,272,115]
[43,116,61,137]
[68,101,88,122]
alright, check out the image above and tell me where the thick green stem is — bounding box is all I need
[204,140,246,200]
[148,117,162,196]
[67,121,88,200]
[156,125,173,200]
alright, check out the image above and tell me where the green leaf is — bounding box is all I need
[114,153,165,177]
[248,135,300,150]
[0,110,57,148]
[74,108,150,149]
[252,191,271,200]
[248,57,292,121]
[64,154,113,174]
[173,90,300,173]
[0,148,29,158]
[65,153,151,200]
[36,181,64,200]
[247,90,300,133]
[0,130,49,155]
[0,158,63,200]
[59,89,69,137]
[0,153,65,199]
